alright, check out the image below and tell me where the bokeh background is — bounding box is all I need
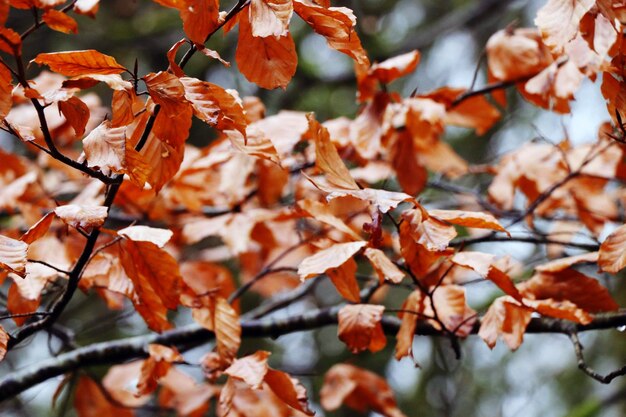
[2,0,626,416]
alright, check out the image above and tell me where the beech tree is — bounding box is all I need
[1,0,626,415]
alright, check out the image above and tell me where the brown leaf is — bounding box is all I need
[82,120,131,175]
[429,285,476,336]
[338,304,386,353]
[143,71,187,117]
[102,361,150,407]
[21,211,54,244]
[137,344,183,396]
[54,204,108,229]
[42,9,78,34]
[225,350,270,389]
[293,1,369,67]
[535,252,599,273]
[119,238,181,332]
[320,364,407,417]
[478,297,532,350]
[599,224,626,273]
[428,209,509,234]
[390,129,427,196]
[364,247,404,284]
[395,290,425,359]
[368,50,420,84]
[452,252,522,301]
[264,369,314,415]
[33,50,126,76]
[0,234,28,277]
[535,0,594,51]
[118,225,172,247]
[180,76,247,136]
[180,0,219,44]
[486,28,553,81]
[59,96,90,137]
[298,241,367,279]
[327,257,362,303]
[250,0,293,37]
[0,325,7,363]
[297,199,361,240]
[158,368,214,417]
[518,269,619,313]
[236,9,297,89]
[74,376,134,417]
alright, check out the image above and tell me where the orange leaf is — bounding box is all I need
[264,369,314,415]
[535,0,594,51]
[0,27,21,55]
[0,234,28,277]
[180,76,247,136]
[214,297,241,363]
[54,204,108,229]
[452,252,522,301]
[102,361,150,407]
[524,298,592,324]
[74,376,134,417]
[111,89,135,127]
[82,121,131,175]
[137,344,183,396]
[42,9,78,34]
[478,297,532,350]
[224,350,270,389]
[363,247,404,284]
[599,224,626,273]
[297,199,361,240]
[58,96,90,137]
[402,210,457,252]
[518,269,619,313]
[395,290,425,359]
[429,285,476,336]
[486,28,553,81]
[236,9,297,89]
[535,252,599,273]
[327,257,362,303]
[119,238,182,331]
[293,1,369,67]
[250,0,293,37]
[33,50,126,76]
[157,368,214,417]
[73,0,99,18]
[143,71,187,117]
[166,38,187,77]
[0,325,7,362]
[429,209,508,234]
[320,364,407,417]
[390,129,427,196]
[180,0,219,44]
[20,211,54,244]
[298,241,367,279]
[368,50,420,84]
[338,304,386,353]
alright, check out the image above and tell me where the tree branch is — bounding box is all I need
[3,307,626,400]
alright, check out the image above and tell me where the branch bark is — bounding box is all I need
[2,307,626,401]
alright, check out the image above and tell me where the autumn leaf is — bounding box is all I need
[368,50,420,85]
[225,350,270,389]
[180,77,247,136]
[263,369,313,415]
[395,290,425,359]
[297,199,361,240]
[0,325,7,362]
[535,0,594,51]
[478,297,532,350]
[74,376,134,417]
[20,212,54,244]
[535,252,599,273]
[518,269,619,313]
[599,224,626,273]
[117,225,173,247]
[42,9,78,34]
[102,361,150,407]
[58,96,89,137]
[293,0,369,67]
[428,209,509,234]
[452,252,522,301]
[250,0,293,37]
[338,304,386,353]
[321,364,407,417]
[33,50,126,76]
[363,247,404,284]
[193,296,241,363]
[82,121,133,175]
[143,71,187,117]
[0,235,28,278]
[136,344,183,396]
[54,204,108,230]
[298,241,367,279]
[236,9,298,89]
[180,0,219,44]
